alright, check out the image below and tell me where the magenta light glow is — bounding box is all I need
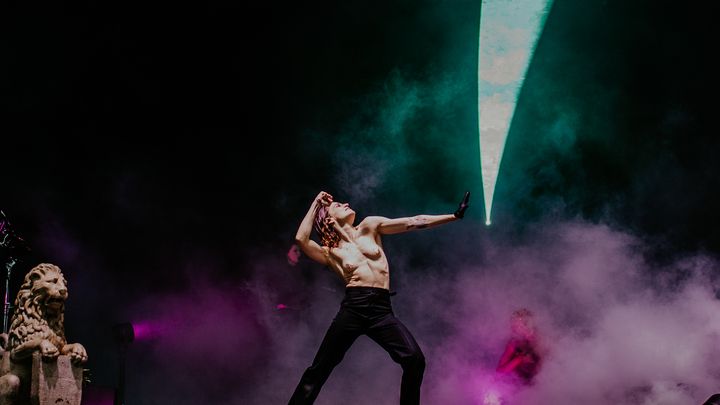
[131,321,170,341]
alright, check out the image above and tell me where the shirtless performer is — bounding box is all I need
[288,190,470,405]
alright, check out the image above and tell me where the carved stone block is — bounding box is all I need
[0,351,83,405]
[30,352,83,405]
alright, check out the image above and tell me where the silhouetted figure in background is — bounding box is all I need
[496,308,542,385]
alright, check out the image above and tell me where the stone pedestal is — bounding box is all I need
[31,353,83,405]
[0,351,83,405]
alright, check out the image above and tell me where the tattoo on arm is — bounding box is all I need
[405,216,429,230]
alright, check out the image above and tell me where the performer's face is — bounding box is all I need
[511,316,534,338]
[328,201,356,224]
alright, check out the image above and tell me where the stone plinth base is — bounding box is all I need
[0,351,83,405]
[31,352,83,405]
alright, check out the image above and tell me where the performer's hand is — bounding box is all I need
[454,191,470,219]
[315,191,333,207]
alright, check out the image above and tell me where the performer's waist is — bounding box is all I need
[345,286,391,295]
[342,286,393,308]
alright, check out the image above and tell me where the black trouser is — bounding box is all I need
[289,287,426,405]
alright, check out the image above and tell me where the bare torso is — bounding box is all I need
[325,219,390,289]
[295,191,463,289]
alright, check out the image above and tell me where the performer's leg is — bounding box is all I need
[367,315,425,405]
[288,309,362,405]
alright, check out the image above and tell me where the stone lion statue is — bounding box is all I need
[0,263,87,402]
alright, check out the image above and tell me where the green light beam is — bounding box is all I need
[478,0,554,225]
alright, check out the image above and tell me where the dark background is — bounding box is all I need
[1,0,718,402]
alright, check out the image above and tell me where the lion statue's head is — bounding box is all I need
[7,263,68,351]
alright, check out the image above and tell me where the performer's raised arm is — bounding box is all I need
[294,191,333,265]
